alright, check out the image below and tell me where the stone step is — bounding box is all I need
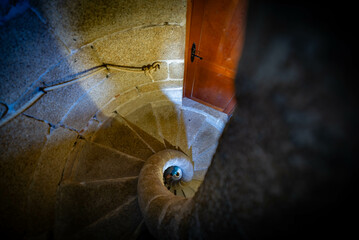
[186,179,202,192]
[182,97,228,131]
[91,114,154,160]
[180,183,196,198]
[124,103,164,145]
[191,121,221,158]
[169,184,186,198]
[55,177,138,239]
[124,116,166,153]
[151,101,181,148]
[65,140,144,182]
[193,143,217,171]
[72,196,142,240]
[193,169,207,181]
[176,108,207,157]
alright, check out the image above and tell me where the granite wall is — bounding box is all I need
[0,0,186,238]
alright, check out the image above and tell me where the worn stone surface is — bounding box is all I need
[152,102,180,147]
[79,118,99,141]
[31,0,186,50]
[95,88,140,123]
[181,184,197,198]
[26,72,106,125]
[26,127,78,237]
[60,75,111,131]
[177,109,207,152]
[138,80,182,93]
[0,115,49,238]
[160,88,183,105]
[191,121,221,157]
[182,97,228,130]
[115,91,170,116]
[93,25,185,66]
[55,177,138,238]
[70,140,144,182]
[169,62,184,79]
[193,143,217,171]
[25,46,104,124]
[187,179,202,192]
[0,9,68,104]
[73,197,142,240]
[92,115,154,160]
[192,169,207,181]
[125,103,163,144]
[124,118,166,153]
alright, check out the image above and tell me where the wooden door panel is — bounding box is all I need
[184,0,247,115]
[192,62,235,110]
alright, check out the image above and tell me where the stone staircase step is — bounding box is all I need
[73,196,142,240]
[124,103,164,145]
[151,101,181,147]
[191,121,221,157]
[180,183,196,198]
[65,140,144,182]
[124,116,166,153]
[193,169,207,181]
[177,109,207,156]
[182,97,228,131]
[170,184,186,198]
[193,143,217,171]
[187,179,202,192]
[91,115,154,160]
[55,177,138,238]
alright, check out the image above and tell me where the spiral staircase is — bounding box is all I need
[54,96,227,239]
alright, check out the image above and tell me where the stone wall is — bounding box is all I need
[0,0,186,238]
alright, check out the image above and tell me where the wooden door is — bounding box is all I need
[183,0,247,115]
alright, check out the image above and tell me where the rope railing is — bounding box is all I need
[0,62,161,127]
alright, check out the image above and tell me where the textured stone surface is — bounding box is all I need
[0,9,68,104]
[182,97,228,130]
[93,25,185,66]
[177,109,207,153]
[115,91,173,116]
[73,197,142,240]
[152,102,180,146]
[26,72,106,125]
[160,88,183,104]
[124,118,166,153]
[169,62,184,79]
[26,127,78,237]
[192,169,207,181]
[55,177,138,238]
[25,46,105,124]
[193,143,217,171]
[69,140,144,182]
[181,184,197,198]
[95,88,140,123]
[79,118,99,141]
[187,179,202,192]
[191,121,221,157]
[138,80,182,93]
[31,0,186,50]
[60,75,112,130]
[125,103,163,143]
[92,115,154,160]
[0,115,49,238]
